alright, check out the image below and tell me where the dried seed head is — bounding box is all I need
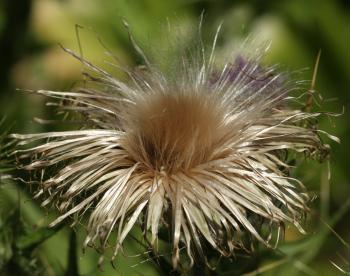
[11,24,335,270]
[125,91,229,173]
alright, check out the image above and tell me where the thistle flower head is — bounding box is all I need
[11,24,333,269]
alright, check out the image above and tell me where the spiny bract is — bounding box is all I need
[11,24,332,269]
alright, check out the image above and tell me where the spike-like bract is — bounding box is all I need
[11,25,333,269]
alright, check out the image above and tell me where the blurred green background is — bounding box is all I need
[0,0,349,275]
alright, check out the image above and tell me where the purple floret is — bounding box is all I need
[210,56,285,95]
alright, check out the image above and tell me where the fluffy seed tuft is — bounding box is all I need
[10,24,335,269]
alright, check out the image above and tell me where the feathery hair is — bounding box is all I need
[11,24,333,269]
[0,118,12,183]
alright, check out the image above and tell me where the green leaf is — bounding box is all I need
[16,224,64,251]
